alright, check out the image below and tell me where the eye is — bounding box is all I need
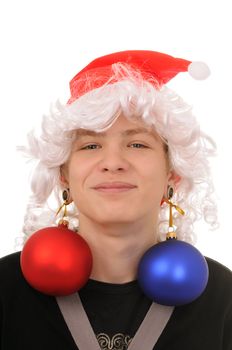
[80,142,148,150]
[129,143,148,148]
[81,144,100,150]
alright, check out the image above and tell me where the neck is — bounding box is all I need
[78,215,158,283]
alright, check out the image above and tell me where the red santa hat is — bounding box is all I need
[68,50,210,104]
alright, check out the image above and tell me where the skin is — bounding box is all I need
[61,114,179,283]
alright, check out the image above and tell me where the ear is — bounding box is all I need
[167,170,181,188]
[59,165,69,187]
[161,171,181,205]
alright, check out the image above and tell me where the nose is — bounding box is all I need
[98,146,130,173]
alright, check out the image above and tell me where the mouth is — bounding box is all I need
[93,187,136,193]
[92,182,137,194]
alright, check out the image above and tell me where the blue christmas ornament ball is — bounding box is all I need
[138,240,209,306]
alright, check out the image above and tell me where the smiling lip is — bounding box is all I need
[93,182,137,191]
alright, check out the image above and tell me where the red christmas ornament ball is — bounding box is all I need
[20,224,93,296]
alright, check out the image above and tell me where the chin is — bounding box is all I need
[93,212,140,225]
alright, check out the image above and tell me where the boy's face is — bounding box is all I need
[62,114,172,228]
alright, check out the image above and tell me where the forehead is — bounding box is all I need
[75,114,161,138]
[75,126,157,138]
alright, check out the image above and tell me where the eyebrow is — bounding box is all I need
[75,127,159,140]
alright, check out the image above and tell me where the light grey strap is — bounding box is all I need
[127,302,174,350]
[56,293,101,349]
[56,293,174,350]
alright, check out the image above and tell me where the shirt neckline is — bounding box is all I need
[79,278,140,295]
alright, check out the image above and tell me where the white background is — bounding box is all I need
[0,0,231,269]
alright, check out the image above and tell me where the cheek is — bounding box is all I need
[144,161,168,194]
[67,158,92,195]
[146,154,168,178]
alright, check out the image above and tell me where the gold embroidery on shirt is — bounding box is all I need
[97,333,132,350]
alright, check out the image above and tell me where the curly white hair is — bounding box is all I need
[15,63,218,250]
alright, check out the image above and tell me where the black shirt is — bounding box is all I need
[79,278,152,348]
[0,251,232,349]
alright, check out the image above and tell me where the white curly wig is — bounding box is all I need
[16,62,218,250]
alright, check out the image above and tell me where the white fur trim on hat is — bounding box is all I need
[188,61,211,80]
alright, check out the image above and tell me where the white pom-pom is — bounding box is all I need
[188,61,210,80]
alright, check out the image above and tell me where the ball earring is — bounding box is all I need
[138,187,209,306]
[20,189,93,296]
